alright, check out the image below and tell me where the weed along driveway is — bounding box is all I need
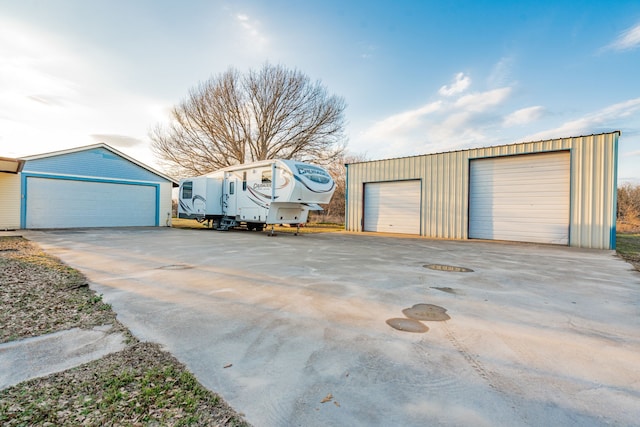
[26,228,640,426]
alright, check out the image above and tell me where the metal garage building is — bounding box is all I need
[0,144,177,230]
[345,132,619,249]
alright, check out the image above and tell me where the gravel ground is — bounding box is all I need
[0,236,250,426]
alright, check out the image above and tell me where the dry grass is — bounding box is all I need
[0,236,123,343]
[0,343,248,426]
[0,236,250,426]
[617,220,640,234]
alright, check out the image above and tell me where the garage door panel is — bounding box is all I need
[364,180,420,234]
[469,152,570,245]
[26,178,156,228]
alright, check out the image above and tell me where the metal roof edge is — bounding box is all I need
[345,131,622,166]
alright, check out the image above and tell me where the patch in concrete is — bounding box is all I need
[386,318,429,333]
[402,304,451,321]
[431,286,458,295]
[424,264,473,273]
[0,326,127,390]
[157,264,194,270]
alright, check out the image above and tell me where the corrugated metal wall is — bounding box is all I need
[345,132,619,249]
[24,147,164,182]
[0,173,21,229]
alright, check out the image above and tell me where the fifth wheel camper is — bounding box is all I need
[178,159,335,232]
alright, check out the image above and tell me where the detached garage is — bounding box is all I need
[2,144,177,229]
[346,132,619,249]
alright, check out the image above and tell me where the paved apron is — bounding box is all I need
[25,228,640,427]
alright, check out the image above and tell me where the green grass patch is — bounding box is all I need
[616,233,640,271]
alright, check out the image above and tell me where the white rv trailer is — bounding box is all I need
[178,159,335,231]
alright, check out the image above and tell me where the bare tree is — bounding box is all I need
[151,64,347,177]
[310,152,368,224]
[618,183,640,222]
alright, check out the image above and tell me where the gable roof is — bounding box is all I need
[21,143,178,186]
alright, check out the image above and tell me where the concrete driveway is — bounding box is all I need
[27,228,640,426]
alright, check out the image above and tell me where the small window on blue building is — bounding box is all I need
[230,181,235,194]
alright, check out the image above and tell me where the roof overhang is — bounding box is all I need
[0,157,25,174]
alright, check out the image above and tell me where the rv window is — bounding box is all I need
[182,181,193,199]
[242,171,247,191]
[261,171,272,184]
[229,181,235,195]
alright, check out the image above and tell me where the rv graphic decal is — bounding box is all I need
[294,174,335,193]
[247,186,279,202]
[248,175,291,198]
[296,164,331,184]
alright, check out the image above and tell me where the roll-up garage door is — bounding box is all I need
[469,151,570,244]
[26,177,156,228]
[364,180,421,234]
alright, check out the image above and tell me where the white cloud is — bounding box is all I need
[235,13,267,46]
[487,56,515,88]
[604,22,640,51]
[454,87,512,112]
[438,72,471,97]
[362,101,442,138]
[90,134,144,147]
[359,43,377,60]
[358,80,514,158]
[503,106,546,127]
[523,97,640,141]
[0,17,168,170]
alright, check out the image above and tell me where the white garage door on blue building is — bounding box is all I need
[20,144,176,229]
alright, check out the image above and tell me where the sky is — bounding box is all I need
[1,0,639,183]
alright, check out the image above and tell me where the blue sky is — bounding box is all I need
[1,0,639,183]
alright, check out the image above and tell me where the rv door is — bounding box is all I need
[224,175,237,216]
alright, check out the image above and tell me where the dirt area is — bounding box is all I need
[0,236,250,426]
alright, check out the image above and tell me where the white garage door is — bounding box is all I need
[364,180,421,234]
[26,178,157,228]
[469,151,570,244]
